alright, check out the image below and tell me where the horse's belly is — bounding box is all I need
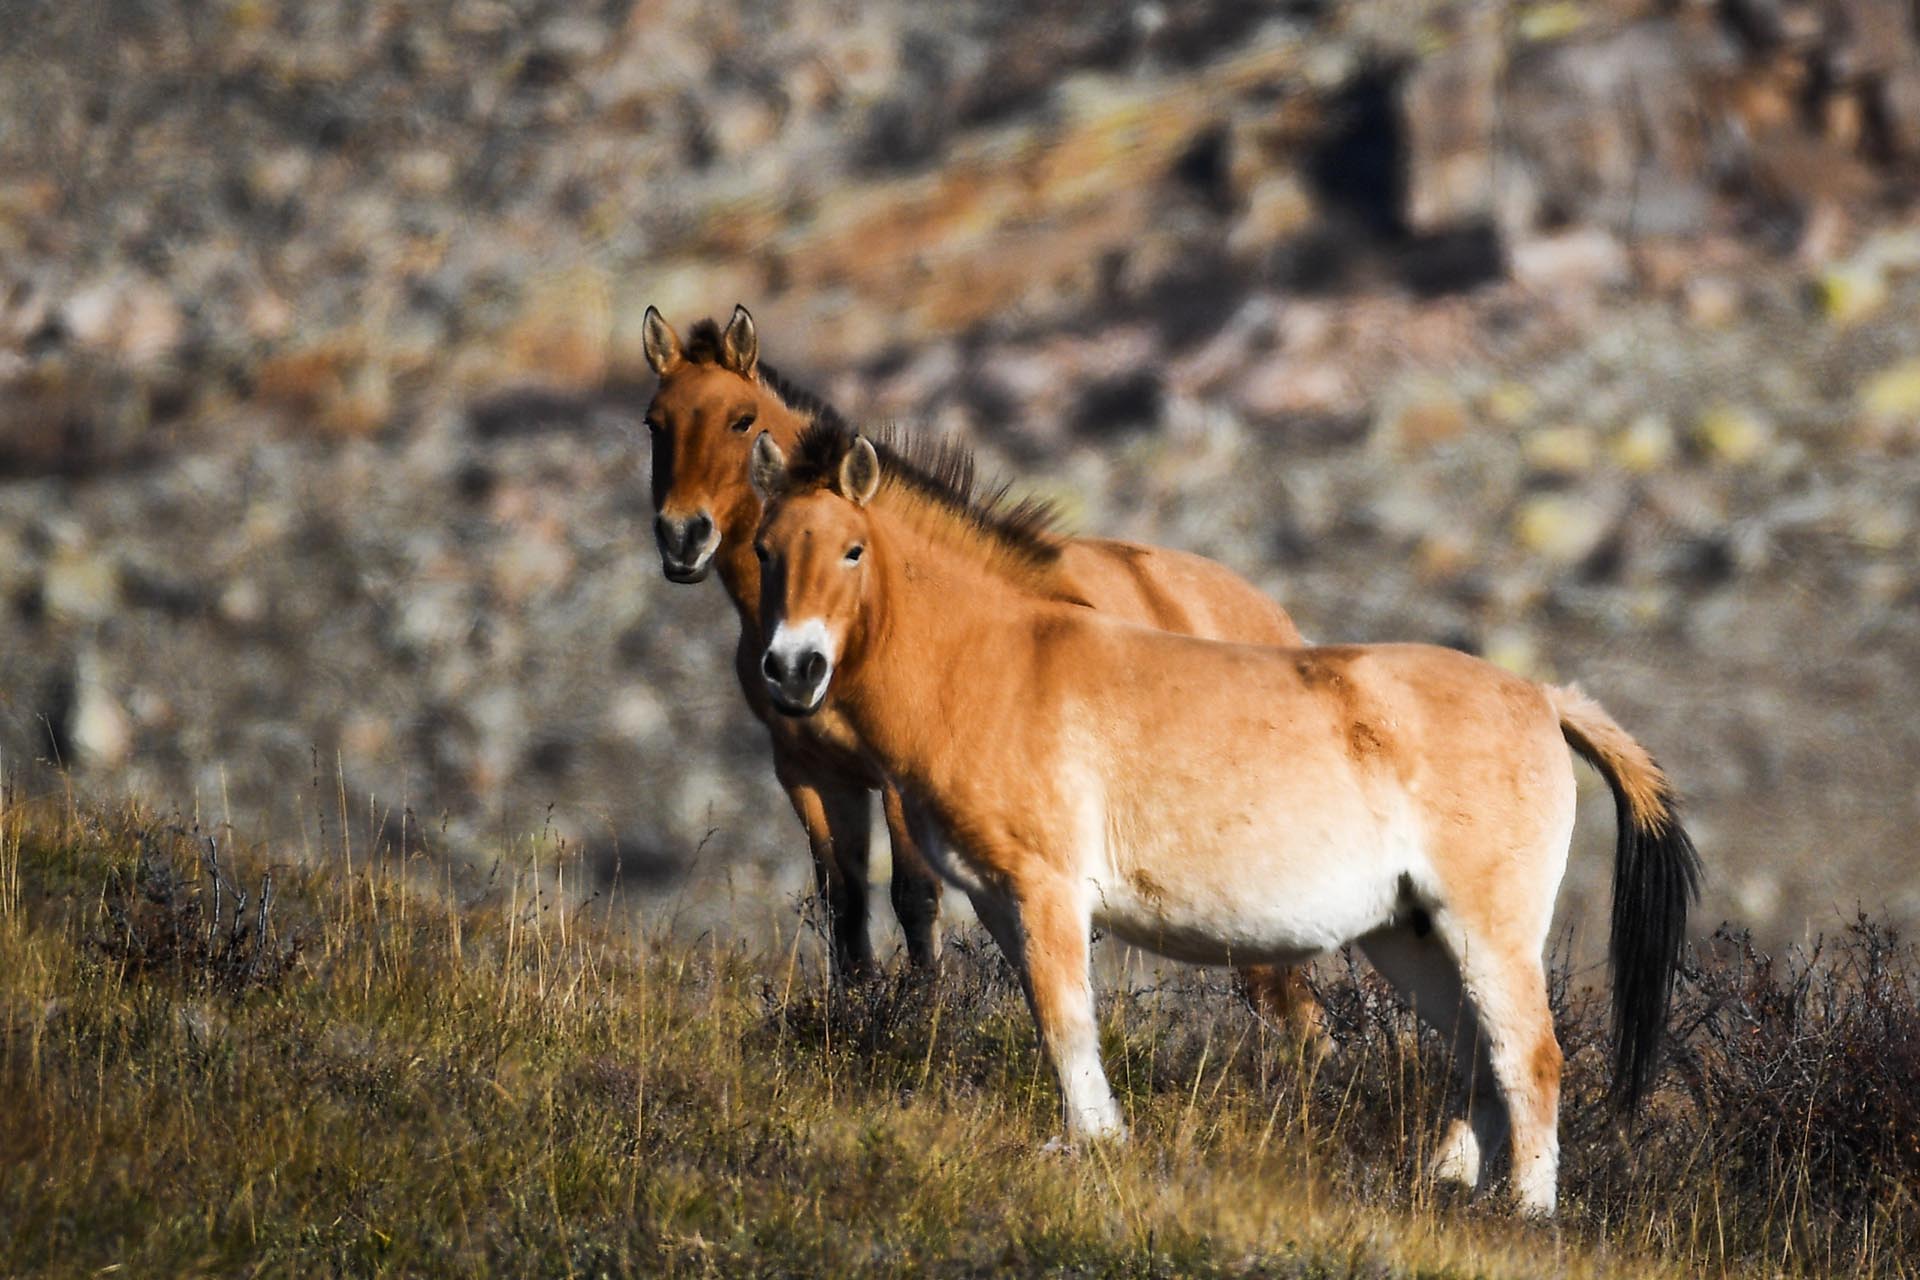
[1098,867,1397,967]
[1090,835,1412,967]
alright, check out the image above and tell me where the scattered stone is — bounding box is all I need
[1849,504,1910,552]
[1515,493,1611,564]
[394,149,457,198]
[1415,529,1477,580]
[1373,379,1471,454]
[1510,228,1631,295]
[1516,1,1588,42]
[1522,423,1597,475]
[492,532,575,605]
[61,277,184,367]
[1816,259,1888,326]
[1860,358,1920,431]
[1227,174,1317,259]
[607,686,669,744]
[1733,871,1781,922]
[218,579,266,626]
[1683,276,1741,328]
[1693,403,1774,464]
[1612,412,1678,473]
[43,549,121,624]
[1234,359,1357,420]
[504,267,612,390]
[72,650,133,771]
[1483,626,1549,679]
[1481,382,1537,429]
[536,14,610,66]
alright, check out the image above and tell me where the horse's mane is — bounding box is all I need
[683,318,851,437]
[683,315,1066,579]
[782,417,1067,578]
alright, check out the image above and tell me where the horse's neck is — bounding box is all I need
[713,506,766,639]
[839,514,1036,791]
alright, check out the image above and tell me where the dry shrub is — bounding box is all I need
[91,825,303,996]
[1667,921,1920,1214]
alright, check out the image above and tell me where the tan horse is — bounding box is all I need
[641,305,1321,1037]
[747,424,1702,1215]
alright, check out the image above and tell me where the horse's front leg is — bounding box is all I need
[972,876,1124,1145]
[881,785,943,972]
[774,750,873,983]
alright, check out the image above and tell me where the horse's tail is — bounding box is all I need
[1546,685,1703,1110]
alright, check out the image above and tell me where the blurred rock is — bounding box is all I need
[1510,228,1630,296]
[0,0,1917,954]
[1612,413,1678,473]
[1694,403,1775,465]
[1522,423,1597,476]
[62,277,184,368]
[1483,626,1549,679]
[1400,10,1504,235]
[1683,276,1741,328]
[1516,493,1612,564]
[1817,259,1888,326]
[1480,382,1538,429]
[1232,358,1357,421]
[1373,379,1470,454]
[71,649,132,772]
[1228,173,1317,259]
[1859,358,1920,443]
[43,549,120,624]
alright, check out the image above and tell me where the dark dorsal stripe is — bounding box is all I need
[785,418,1065,567]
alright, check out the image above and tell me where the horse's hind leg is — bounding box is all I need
[1359,925,1506,1194]
[1451,943,1561,1216]
[882,786,943,971]
[1240,964,1331,1058]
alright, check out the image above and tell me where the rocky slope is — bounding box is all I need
[2,0,1918,952]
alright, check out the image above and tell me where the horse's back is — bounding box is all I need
[1039,627,1577,930]
[1060,538,1301,646]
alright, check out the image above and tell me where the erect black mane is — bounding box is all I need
[783,418,1065,566]
[682,317,852,435]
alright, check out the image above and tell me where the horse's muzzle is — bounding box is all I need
[762,644,830,717]
[656,511,716,583]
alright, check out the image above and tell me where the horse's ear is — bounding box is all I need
[839,436,881,507]
[642,306,683,376]
[720,304,758,375]
[749,431,788,499]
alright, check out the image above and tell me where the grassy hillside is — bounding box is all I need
[1,797,1914,1277]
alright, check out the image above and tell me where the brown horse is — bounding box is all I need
[641,305,1322,1036]
[747,424,1702,1215]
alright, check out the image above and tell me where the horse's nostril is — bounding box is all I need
[686,512,713,545]
[803,652,827,685]
[653,515,674,547]
[762,650,783,682]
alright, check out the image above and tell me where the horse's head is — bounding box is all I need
[641,304,806,583]
[747,430,883,716]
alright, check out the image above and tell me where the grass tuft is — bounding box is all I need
[0,800,1914,1276]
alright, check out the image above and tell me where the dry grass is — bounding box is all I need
[1,796,1914,1278]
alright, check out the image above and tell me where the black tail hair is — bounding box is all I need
[1553,687,1704,1110]
[1601,776,1703,1109]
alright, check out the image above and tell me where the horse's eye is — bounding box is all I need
[730,411,757,434]
[844,544,864,564]
[644,415,663,434]
[754,544,770,563]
